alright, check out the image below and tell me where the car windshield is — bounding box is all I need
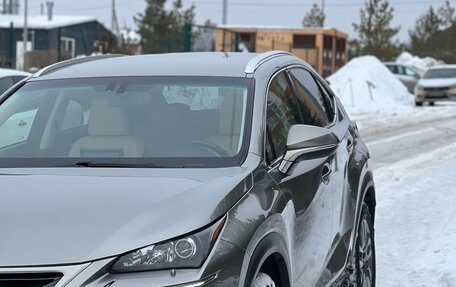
[0,76,253,168]
[423,68,456,79]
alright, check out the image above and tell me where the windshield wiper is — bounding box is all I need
[68,161,178,168]
[71,161,150,168]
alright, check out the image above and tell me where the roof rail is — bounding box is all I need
[33,54,126,77]
[244,50,293,74]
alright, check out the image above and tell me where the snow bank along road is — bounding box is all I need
[355,104,456,286]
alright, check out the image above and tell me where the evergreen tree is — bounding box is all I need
[409,6,441,54]
[302,4,325,28]
[135,0,196,53]
[351,0,401,60]
[409,1,456,62]
[438,0,455,27]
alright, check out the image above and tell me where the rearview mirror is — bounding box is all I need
[279,125,339,173]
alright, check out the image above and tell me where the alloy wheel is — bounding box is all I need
[357,217,374,286]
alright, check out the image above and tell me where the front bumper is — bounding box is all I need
[415,87,456,102]
[0,240,248,287]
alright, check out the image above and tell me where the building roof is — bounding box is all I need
[217,24,348,37]
[217,24,341,31]
[0,15,97,30]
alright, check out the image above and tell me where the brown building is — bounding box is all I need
[214,25,348,77]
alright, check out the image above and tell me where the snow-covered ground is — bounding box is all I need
[354,103,456,286]
[374,139,456,286]
[329,54,456,285]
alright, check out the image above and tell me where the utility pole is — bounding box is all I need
[22,0,28,70]
[222,0,227,25]
[111,0,121,45]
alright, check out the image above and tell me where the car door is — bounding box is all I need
[314,76,356,277]
[265,70,334,286]
[396,65,418,93]
[288,67,355,284]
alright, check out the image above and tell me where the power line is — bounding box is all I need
[189,0,450,7]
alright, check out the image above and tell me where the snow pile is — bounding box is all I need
[396,51,443,71]
[327,55,413,117]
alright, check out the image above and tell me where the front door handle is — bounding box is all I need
[321,162,331,184]
[347,134,354,153]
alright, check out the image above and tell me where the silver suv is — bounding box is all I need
[0,52,375,287]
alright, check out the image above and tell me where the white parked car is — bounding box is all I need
[384,62,424,94]
[414,65,456,106]
[0,68,32,147]
[0,68,31,95]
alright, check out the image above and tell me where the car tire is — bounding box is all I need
[354,203,376,287]
[429,101,435,106]
[251,272,276,287]
[415,101,423,106]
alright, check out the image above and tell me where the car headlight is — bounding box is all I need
[416,84,424,90]
[110,218,225,273]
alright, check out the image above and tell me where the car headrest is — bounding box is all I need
[219,88,244,135]
[88,97,130,136]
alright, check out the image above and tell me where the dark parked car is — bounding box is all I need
[0,52,376,287]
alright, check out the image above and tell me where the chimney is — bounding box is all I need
[2,0,6,14]
[40,2,44,15]
[46,1,54,21]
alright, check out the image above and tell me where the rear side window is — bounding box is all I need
[404,67,416,77]
[288,68,330,127]
[386,65,398,74]
[266,72,300,162]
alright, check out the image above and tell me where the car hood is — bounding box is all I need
[0,155,259,267]
[418,78,456,87]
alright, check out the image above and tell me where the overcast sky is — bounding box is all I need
[25,0,455,42]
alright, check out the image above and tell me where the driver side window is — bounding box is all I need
[265,72,300,164]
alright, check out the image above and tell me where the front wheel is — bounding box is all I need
[355,203,376,287]
[252,272,276,287]
[415,100,423,106]
[429,101,435,106]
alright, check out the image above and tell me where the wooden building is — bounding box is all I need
[0,15,116,70]
[215,25,348,77]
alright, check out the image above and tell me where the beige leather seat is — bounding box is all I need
[207,88,244,156]
[69,97,145,157]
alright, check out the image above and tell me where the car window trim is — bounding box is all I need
[314,76,336,122]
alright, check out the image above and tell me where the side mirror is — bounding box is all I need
[278,125,339,173]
